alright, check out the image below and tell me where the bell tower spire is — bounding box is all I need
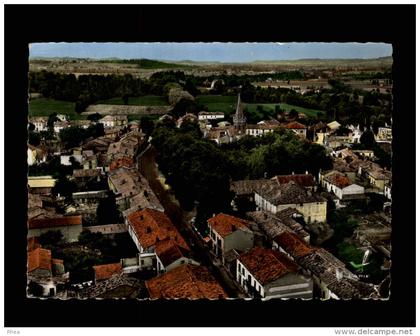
[233,93,246,134]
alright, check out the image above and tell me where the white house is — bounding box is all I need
[207,213,254,264]
[255,181,327,223]
[198,111,225,121]
[29,117,48,132]
[321,171,365,202]
[237,247,313,299]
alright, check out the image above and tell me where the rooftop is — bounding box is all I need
[28,215,82,230]
[272,173,316,188]
[28,247,52,273]
[93,263,123,281]
[207,213,253,238]
[274,231,313,258]
[155,239,190,267]
[256,181,325,206]
[324,171,351,188]
[145,264,227,299]
[239,247,300,285]
[127,208,189,251]
[284,121,307,130]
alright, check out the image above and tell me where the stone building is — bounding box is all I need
[237,247,313,299]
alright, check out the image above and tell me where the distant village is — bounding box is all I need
[27,64,392,300]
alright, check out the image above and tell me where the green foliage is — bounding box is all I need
[87,113,103,122]
[38,230,64,248]
[59,124,104,149]
[52,175,77,199]
[28,155,72,178]
[140,116,155,136]
[337,242,364,266]
[28,131,41,146]
[327,208,359,244]
[96,192,121,225]
[360,130,376,149]
[151,124,233,231]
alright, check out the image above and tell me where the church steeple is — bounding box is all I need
[233,93,246,134]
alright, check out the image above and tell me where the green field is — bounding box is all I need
[29,98,87,119]
[196,95,237,115]
[196,95,326,118]
[98,95,168,106]
[246,103,326,118]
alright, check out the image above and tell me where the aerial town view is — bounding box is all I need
[27,42,393,300]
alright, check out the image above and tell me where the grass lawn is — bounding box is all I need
[196,95,237,115]
[29,98,87,120]
[245,103,325,118]
[98,95,168,106]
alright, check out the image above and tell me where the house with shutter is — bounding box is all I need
[236,247,313,299]
[207,213,254,263]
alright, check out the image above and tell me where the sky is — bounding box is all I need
[29,42,392,62]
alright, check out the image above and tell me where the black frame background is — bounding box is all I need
[4,4,416,327]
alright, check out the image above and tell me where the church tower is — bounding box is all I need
[233,93,246,134]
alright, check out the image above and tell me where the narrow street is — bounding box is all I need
[137,144,245,298]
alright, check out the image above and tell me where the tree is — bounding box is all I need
[28,131,41,146]
[360,130,376,149]
[96,192,121,225]
[140,116,155,136]
[87,113,103,122]
[289,109,298,119]
[52,175,77,199]
[38,230,63,248]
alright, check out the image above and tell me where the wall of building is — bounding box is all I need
[28,225,83,243]
[276,202,327,223]
[263,272,313,299]
[237,259,265,297]
[224,230,254,256]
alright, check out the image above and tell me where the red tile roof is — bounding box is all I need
[127,209,189,251]
[28,215,82,230]
[325,172,351,188]
[239,247,299,285]
[207,213,252,238]
[145,264,228,299]
[273,174,315,188]
[274,231,313,258]
[93,263,122,281]
[285,121,307,129]
[109,157,135,172]
[27,237,40,251]
[27,247,52,273]
[155,239,189,267]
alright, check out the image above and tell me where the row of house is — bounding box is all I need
[206,210,379,300]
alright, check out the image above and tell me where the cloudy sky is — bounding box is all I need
[29,42,392,62]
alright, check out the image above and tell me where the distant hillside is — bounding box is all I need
[97,58,193,69]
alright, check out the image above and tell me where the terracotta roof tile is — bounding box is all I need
[93,263,122,281]
[28,215,82,230]
[239,247,299,285]
[27,247,52,273]
[273,174,316,188]
[284,121,307,129]
[145,265,227,299]
[274,231,313,258]
[324,172,351,188]
[155,239,189,267]
[127,209,189,251]
[207,213,252,238]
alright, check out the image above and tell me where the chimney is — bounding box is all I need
[335,268,343,281]
[231,225,236,232]
[305,171,308,175]
[292,171,295,175]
